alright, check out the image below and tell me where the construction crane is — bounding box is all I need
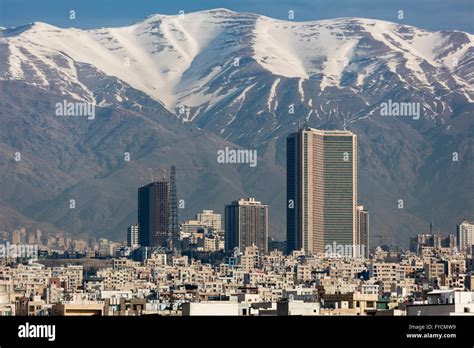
[169,165,179,254]
[138,165,198,259]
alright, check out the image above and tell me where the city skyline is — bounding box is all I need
[0,3,472,340]
[0,8,471,247]
[1,124,468,250]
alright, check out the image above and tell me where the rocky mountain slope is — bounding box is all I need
[0,9,472,246]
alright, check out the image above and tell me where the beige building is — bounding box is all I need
[320,293,378,315]
[457,220,474,253]
[53,301,105,316]
[287,128,357,256]
[369,262,405,293]
[196,210,222,231]
[240,245,261,271]
[424,261,446,280]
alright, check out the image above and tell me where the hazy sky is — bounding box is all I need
[1,0,473,33]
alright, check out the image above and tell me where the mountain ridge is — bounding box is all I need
[2,10,472,111]
[0,9,473,246]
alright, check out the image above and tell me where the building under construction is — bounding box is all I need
[137,165,179,252]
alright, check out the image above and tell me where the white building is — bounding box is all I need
[457,221,474,253]
[127,225,139,248]
[182,302,239,316]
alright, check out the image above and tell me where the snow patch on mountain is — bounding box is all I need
[298,78,305,102]
[267,78,280,111]
[1,9,473,117]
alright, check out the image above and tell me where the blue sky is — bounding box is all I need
[1,0,473,32]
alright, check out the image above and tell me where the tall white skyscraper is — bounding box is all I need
[287,128,357,256]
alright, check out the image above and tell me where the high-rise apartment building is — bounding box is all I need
[287,128,357,256]
[12,229,21,244]
[357,205,370,258]
[457,220,474,253]
[225,198,268,254]
[138,181,170,248]
[127,224,139,248]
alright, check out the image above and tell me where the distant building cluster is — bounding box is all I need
[0,228,120,259]
[179,210,224,252]
[0,240,473,316]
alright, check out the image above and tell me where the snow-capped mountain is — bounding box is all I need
[1,9,472,115]
[0,9,473,245]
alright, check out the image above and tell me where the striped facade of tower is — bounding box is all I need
[287,128,357,256]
